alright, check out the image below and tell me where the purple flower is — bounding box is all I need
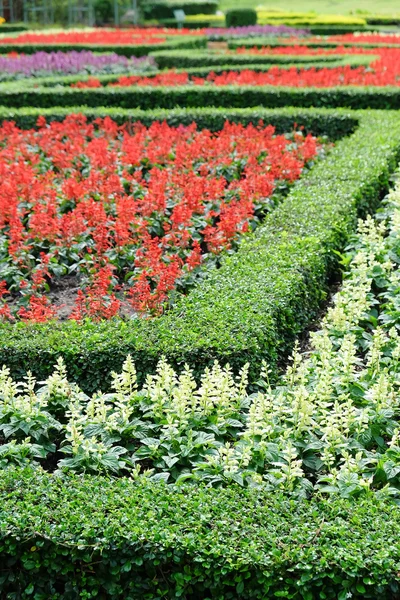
[0,51,155,80]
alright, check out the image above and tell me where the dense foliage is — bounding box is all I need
[2,468,400,599]
[143,0,219,19]
[225,8,257,28]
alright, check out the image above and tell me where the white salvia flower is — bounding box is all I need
[365,372,395,411]
[366,327,389,375]
[111,354,138,398]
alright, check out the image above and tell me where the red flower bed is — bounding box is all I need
[0,28,204,46]
[234,44,374,56]
[326,33,400,45]
[72,45,400,88]
[0,115,320,322]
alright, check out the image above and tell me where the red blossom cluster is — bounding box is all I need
[0,28,204,46]
[73,45,400,88]
[0,115,320,322]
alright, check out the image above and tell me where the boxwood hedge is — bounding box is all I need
[0,107,398,393]
[1,467,400,599]
[0,105,357,137]
[2,83,400,110]
[227,37,400,50]
[149,49,359,68]
[0,35,206,56]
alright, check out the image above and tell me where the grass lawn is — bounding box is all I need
[220,0,400,15]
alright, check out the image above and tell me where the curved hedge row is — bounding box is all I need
[227,38,400,50]
[0,107,398,393]
[149,49,360,68]
[2,83,400,110]
[1,467,400,599]
[0,36,206,56]
[0,105,358,137]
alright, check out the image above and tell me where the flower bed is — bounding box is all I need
[0,115,319,322]
[0,28,204,46]
[2,183,400,492]
[0,51,155,81]
[326,32,400,45]
[70,46,400,88]
[0,107,396,395]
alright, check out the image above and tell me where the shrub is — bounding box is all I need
[160,14,225,27]
[1,467,400,598]
[366,14,400,25]
[0,36,207,57]
[143,0,219,19]
[149,48,356,69]
[225,8,257,28]
[4,83,400,111]
[257,10,367,26]
[0,23,28,32]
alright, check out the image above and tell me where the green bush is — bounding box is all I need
[0,35,206,56]
[0,108,397,393]
[143,0,219,19]
[3,83,400,111]
[94,0,114,23]
[227,37,400,50]
[159,14,224,27]
[0,105,357,137]
[366,14,400,25]
[308,25,367,34]
[257,10,367,28]
[0,23,28,32]
[1,467,400,598]
[150,48,359,68]
[225,8,257,27]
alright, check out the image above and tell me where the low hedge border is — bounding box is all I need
[1,467,400,599]
[0,23,28,32]
[228,37,400,50]
[0,105,357,137]
[0,107,398,393]
[149,49,368,68]
[0,35,207,56]
[2,83,400,110]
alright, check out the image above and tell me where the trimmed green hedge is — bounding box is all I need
[226,8,257,27]
[0,23,28,32]
[1,467,400,599]
[228,37,400,50]
[0,105,357,137]
[308,24,367,34]
[366,14,400,25]
[0,108,398,393]
[143,0,219,19]
[150,48,373,69]
[3,83,400,110]
[0,35,206,56]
